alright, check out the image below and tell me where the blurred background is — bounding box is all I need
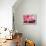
[0,0,46,46]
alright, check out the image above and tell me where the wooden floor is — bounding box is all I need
[0,39,16,46]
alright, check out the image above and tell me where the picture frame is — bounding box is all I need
[23,14,37,24]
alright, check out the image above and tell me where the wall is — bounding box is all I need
[41,0,46,46]
[13,0,41,46]
[0,0,16,39]
[13,0,46,46]
[0,0,16,29]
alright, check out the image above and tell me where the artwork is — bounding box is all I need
[23,15,37,24]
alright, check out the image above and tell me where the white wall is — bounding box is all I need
[13,0,46,46]
[13,0,41,46]
[41,0,46,46]
[0,0,16,29]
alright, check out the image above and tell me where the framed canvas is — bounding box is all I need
[23,15,37,24]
